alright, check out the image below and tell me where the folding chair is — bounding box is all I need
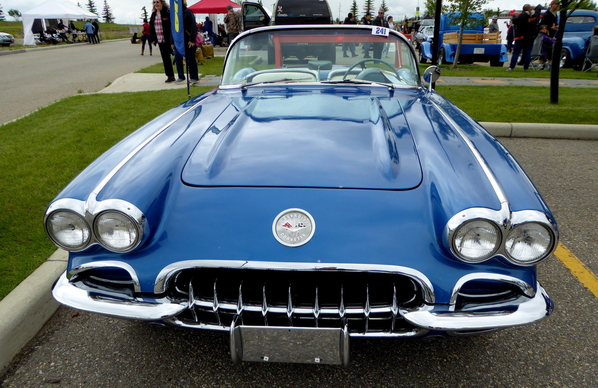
[582,35,598,72]
[529,35,543,70]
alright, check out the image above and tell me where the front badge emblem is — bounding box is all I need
[273,209,316,247]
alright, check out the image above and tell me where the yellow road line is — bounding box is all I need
[554,243,598,299]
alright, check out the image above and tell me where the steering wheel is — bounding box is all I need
[342,58,400,81]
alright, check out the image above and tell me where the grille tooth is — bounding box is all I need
[391,283,398,332]
[364,284,371,333]
[236,282,243,314]
[314,286,320,327]
[261,284,268,326]
[213,279,221,326]
[339,285,346,319]
[287,284,294,326]
[188,279,198,322]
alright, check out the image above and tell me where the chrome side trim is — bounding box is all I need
[400,282,552,331]
[153,260,435,304]
[52,271,187,320]
[88,99,206,202]
[429,97,510,219]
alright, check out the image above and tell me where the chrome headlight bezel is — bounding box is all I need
[451,219,501,263]
[44,198,147,253]
[45,209,92,251]
[446,208,558,267]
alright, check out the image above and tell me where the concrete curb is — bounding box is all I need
[482,122,598,140]
[0,250,67,373]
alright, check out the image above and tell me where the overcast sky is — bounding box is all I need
[4,0,528,25]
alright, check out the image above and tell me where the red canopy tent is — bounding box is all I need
[188,0,241,14]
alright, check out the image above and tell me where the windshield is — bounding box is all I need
[221,26,420,87]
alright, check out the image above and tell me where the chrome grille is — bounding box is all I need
[168,268,425,335]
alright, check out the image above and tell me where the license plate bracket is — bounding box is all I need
[230,322,350,366]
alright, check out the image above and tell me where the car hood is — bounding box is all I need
[182,92,422,190]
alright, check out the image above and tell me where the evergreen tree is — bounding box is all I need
[86,0,98,16]
[380,0,389,12]
[350,0,359,21]
[362,0,375,18]
[8,9,20,21]
[102,0,114,23]
[141,6,149,22]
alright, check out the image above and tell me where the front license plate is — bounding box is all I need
[474,48,485,54]
[230,325,350,366]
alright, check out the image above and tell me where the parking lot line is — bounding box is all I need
[554,242,598,299]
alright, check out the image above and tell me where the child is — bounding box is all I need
[539,24,556,70]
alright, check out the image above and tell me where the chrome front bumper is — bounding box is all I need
[53,270,552,331]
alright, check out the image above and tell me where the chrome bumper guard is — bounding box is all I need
[400,282,552,331]
[52,271,187,321]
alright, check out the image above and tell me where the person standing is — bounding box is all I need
[84,20,95,44]
[203,16,216,46]
[224,4,241,46]
[173,0,199,84]
[92,20,100,44]
[361,13,373,58]
[342,13,358,57]
[507,4,537,72]
[141,18,152,55]
[150,0,175,83]
[542,1,559,38]
[383,15,396,58]
[372,9,389,59]
[488,16,499,33]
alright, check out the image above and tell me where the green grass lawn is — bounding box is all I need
[0,54,597,300]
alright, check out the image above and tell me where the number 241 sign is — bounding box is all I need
[372,27,390,37]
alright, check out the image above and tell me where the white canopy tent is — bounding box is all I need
[22,0,98,45]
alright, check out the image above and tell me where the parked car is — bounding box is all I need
[420,13,508,66]
[48,25,558,366]
[0,32,15,46]
[242,0,333,29]
[560,9,598,68]
[414,25,434,48]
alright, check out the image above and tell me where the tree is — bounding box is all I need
[380,0,389,13]
[549,0,592,104]
[0,4,5,22]
[8,8,20,21]
[444,0,489,69]
[350,0,359,21]
[102,0,114,23]
[141,6,149,22]
[362,0,375,20]
[424,0,449,18]
[86,0,98,16]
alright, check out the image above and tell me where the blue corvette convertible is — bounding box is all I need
[47,25,557,366]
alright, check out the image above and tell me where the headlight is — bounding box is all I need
[505,223,553,265]
[452,220,501,262]
[46,210,91,251]
[94,211,141,252]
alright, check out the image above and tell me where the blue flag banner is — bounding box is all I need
[170,0,185,56]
